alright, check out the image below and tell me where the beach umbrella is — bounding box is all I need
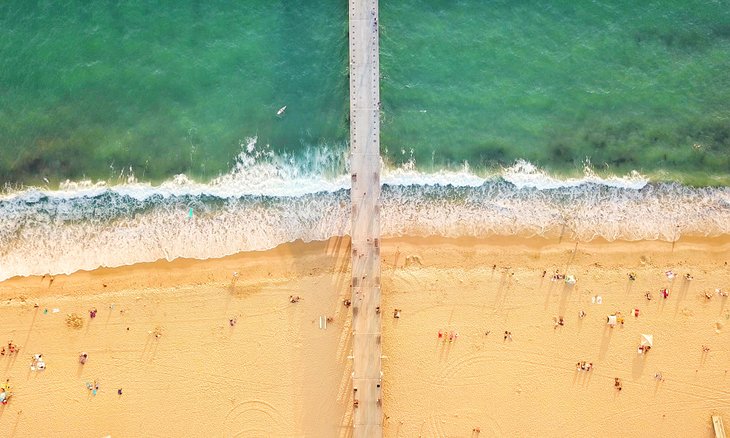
[640,334,653,347]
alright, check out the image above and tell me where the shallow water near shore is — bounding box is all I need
[1,149,729,281]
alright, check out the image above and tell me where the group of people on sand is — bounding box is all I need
[553,316,565,329]
[0,341,19,356]
[437,330,459,343]
[30,353,46,371]
[614,377,623,391]
[0,307,129,407]
[638,344,652,354]
[576,361,593,371]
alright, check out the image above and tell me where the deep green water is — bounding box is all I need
[1,0,729,186]
[0,0,349,185]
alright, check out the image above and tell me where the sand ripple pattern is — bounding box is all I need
[223,399,286,437]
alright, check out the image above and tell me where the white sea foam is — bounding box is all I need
[0,146,728,282]
[502,160,649,190]
[1,143,650,202]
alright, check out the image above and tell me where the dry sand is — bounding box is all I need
[0,236,728,437]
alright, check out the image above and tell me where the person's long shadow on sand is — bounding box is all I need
[632,350,648,379]
[573,367,590,387]
[558,283,573,318]
[719,294,729,317]
[674,277,692,316]
[436,335,453,362]
[575,312,584,334]
[598,323,614,361]
[543,277,558,311]
[77,359,85,377]
[492,270,510,311]
[625,278,634,295]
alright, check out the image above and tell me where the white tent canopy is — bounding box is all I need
[641,334,654,347]
[607,315,617,326]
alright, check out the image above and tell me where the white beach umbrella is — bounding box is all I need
[640,334,653,347]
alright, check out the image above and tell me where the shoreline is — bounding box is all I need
[2,234,729,294]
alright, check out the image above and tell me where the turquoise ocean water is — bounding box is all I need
[1,1,729,280]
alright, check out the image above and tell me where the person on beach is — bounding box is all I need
[628,272,637,281]
[31,354,45,371]
[393,309,401,318]
[645,291,653,300]
[89,308,97,318]
[0,380,11,405]
[614,378,622,390]
[79,352,88,364]
[91,380,99,395]
[579,310,586,318]
[289,295,300,303]
[229,318,237,327]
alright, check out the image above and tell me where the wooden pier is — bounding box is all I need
[349,0,382,436]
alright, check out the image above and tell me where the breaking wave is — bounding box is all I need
[1,141,728,281]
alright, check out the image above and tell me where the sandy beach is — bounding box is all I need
[0,235,728,437]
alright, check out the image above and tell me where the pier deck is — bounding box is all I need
[349,0,382,436]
